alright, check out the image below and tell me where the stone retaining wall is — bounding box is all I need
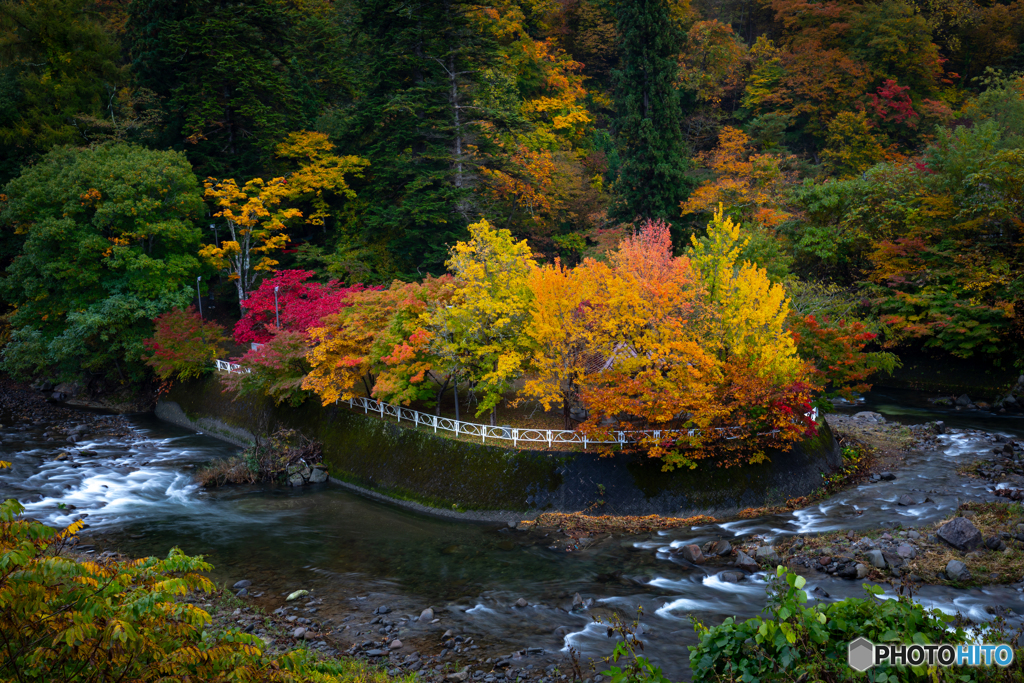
[158,376,842,519]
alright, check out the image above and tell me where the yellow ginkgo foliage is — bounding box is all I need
[423,218,536,421]
[689,205,803,380]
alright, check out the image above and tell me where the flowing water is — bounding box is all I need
[2,392,1024,679]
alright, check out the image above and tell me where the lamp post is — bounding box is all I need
[196,276,203,319]
[274,286,280,329]
[209,223,218,247]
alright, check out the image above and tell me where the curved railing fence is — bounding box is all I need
[214,359,818,449]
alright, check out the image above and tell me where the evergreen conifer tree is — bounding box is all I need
[335,0,500,275]
[611,0,692,227]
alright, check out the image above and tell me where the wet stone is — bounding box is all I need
[937,517,983,551]
[678,544,705,564]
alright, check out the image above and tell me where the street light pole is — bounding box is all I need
[196,276,203,319]
[209,223,218,246]
[274,286,280,329]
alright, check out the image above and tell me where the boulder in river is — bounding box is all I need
[937,517,982,551]
[755,545,781,565]
[734,550,759,572]
[852,411,886,423]
[865,549,886,569]
[233,579,252,590]
[718,571,744,583]
[702,539,732,557]
[955,394,972,407]
[678,544,705,564]
[420,607,434,621]
[309,466,329,484]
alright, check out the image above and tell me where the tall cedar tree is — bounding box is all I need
[611,0,692,226]
[342,0,500,275]
[126,0,335,177]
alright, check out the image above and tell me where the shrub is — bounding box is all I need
[0,484,398,682]
[689,567,1020,682]
[144,307,229,381]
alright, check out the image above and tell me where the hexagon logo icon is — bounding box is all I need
[848,637,875,672]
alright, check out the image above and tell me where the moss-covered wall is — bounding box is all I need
[159,376,841,517]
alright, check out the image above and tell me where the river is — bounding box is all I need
[1,387,1023,680]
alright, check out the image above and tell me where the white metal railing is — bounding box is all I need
[337,393,818,449]
[215,359,250,374]
[213,359,818,449]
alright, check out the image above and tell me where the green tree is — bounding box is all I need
[0,0,124,182]
[0,143,204,383]
[330,0,504,275]
[610,0,692,226]
[126,0,346,177]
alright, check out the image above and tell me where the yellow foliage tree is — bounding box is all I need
[274,130,370,229]
[424,218,536,421]
[820,111,887,177]
[688,206,803,380]
[200,176,301,308]
[201,131,368,308]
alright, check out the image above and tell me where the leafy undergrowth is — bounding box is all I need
[0,485,412,683]
[685,567,1024,683]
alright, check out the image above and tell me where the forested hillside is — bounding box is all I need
[0,0,1022,394]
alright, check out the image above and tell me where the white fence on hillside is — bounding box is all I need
[214,359,818,449]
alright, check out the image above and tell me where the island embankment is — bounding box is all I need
[154,375,842,522]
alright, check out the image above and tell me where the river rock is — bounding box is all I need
[734,550,759,572]
[420,607,434,621]
[515,598,529,608]
[286,590,309,601]
[702,539,732,557]
[945,560,971,581]
[288,473,305,487]
[375,605,391,615]
[897,543,917,559]
[233,579,252,590]
[390,639,403,649]
[882,550,904,569]
[293,627,306,639]
[898,493,928,506]
[986,536,1007,551]
[865,549,886,569]
[718,571,744,583]
[755,545,781,565]
[955,394,973,407]
[937,517,983,551]
[678,544,705,564]
[309,466,329,484]
[853,411,886,423]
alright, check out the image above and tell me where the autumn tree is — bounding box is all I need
[302,276,454,408]
[423,219,536,422]
[144,307,228,381]
[200,176,300,308]
[522,258,596,428]
[232,269,368,345]
[611,0,693,225]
